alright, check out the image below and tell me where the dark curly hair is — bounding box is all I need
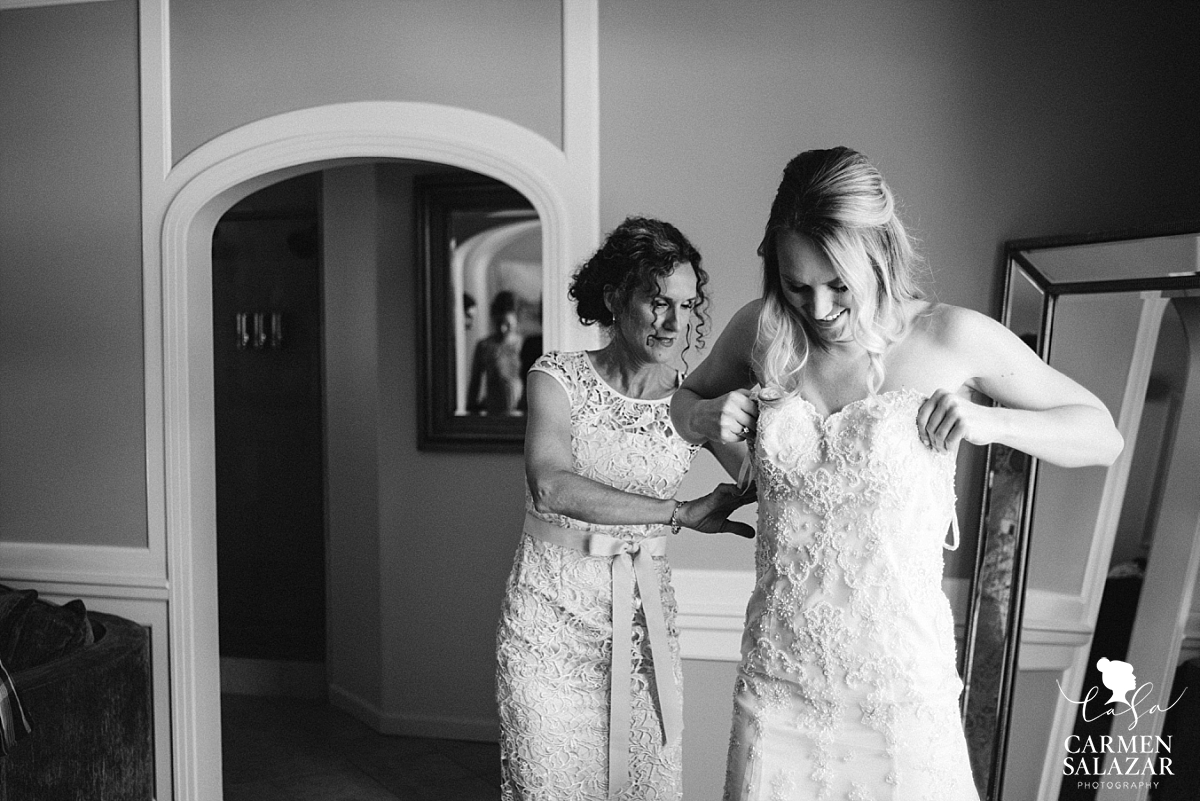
[569,216,709,364]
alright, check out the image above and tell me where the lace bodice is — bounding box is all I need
[746,388,960,696]
[523,351,700,539]
[725,388,977,801]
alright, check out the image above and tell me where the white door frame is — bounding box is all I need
[158,98,597,801]
[156,0,604,760]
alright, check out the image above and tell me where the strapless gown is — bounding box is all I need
[723,389,980,801]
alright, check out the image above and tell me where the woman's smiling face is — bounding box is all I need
[776,230,852,342]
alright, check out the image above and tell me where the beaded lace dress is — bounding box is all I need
[496,351,700,801]
[724,388,979,801]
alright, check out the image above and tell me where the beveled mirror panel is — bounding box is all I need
[961,223,1200,801]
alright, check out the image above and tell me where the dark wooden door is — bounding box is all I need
[212,173,325,663]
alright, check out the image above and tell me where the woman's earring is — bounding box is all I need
[603,286,617,316]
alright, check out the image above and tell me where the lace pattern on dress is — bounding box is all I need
[724,389,978,801]
[498,351,701,801]
[523,351,699,540]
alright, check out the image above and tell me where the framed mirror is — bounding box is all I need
[961,222,1200,801]
[415,173,543,451]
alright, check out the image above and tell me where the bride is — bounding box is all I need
[670,147,1123,800]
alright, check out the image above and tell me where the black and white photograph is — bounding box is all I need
[1,2,1197,801]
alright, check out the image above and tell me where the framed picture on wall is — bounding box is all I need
[415,173,543,451]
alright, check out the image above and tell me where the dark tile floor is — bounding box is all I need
[221,694,501,801]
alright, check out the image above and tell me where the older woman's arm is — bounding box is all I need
[525,371,754,535]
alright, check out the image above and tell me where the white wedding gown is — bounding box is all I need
[724,388,980,801]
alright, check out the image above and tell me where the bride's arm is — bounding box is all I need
[525,371,753,535]
[917,306,1123,468]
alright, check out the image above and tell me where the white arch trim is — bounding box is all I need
[160,101,598,800]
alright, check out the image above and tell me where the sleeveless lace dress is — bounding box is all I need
[724,389,979,801]
[496,351,700,801]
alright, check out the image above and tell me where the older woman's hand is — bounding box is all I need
[678,482,757,538]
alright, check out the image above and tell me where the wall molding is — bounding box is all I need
[0,0,114,8]
[674,568,752,661]
[1022,588,1092,636]
[0,543,165,589]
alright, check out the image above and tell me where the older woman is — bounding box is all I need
[671,148,1123,801]
[496,216,753,800]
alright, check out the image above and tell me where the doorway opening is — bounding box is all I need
[208,160,544,798]
[159,100,595,800]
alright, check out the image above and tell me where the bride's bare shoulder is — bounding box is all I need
[889,302,999,391]
[911,301,997,348]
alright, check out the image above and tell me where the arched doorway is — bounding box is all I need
[159,101,597,798]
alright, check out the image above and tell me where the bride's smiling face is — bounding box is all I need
[776,231,852,342]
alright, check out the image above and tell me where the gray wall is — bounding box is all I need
[5,0,1195,561]
[321,161,526,731]
[170,0,563,160]
[604,0,1200,580]
[322,164,386,709]
[0,0,145,547]
[371,160,529,729]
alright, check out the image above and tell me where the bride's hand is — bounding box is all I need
[916,389,996,453]
[697,390,758,444]
[678,483,757,538]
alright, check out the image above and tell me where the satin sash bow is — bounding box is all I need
[523,512,683,798]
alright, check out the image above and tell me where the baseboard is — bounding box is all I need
[220,657,326,699]
[328,683,499,742]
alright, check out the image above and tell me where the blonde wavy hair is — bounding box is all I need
[754,147,927,395]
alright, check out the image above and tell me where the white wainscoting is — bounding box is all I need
[0,0,115,9]
[673,568,754,661]
[0,570,172,801]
